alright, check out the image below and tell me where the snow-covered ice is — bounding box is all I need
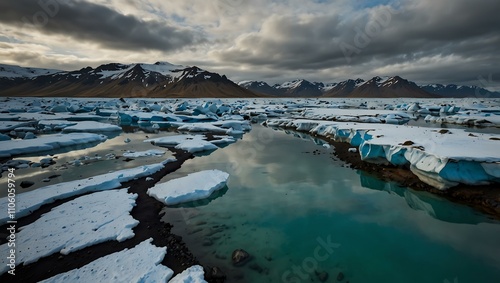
[39,239,173,283]
[168,265,207,283]
[148,170,229,205]
[0,161,171,223]
[61,121,122,133]
[0,133,107,159]
[145,134,219,153]
[265,118,500,189]
[0,189,138,274]
[123,149,166,158]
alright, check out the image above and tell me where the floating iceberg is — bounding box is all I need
[265,118,500,189]
[169,265,207,283]
[123,149,166,158]
[0,189,138,274]
[61,121,122,133]
[0,133,107,159]
[0,161,171,223]
[40,239,173,283]
[145,134,219,153]
[148,170,229,205]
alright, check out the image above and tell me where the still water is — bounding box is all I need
[162,125,500,283]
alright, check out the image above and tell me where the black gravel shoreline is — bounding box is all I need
[0,148,226,283]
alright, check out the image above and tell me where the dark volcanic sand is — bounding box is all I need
[0,148,224,283]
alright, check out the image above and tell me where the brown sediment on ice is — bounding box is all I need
[311,132,500,220]
[0,148,224,283]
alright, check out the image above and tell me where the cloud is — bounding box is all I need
[0,0,204,52]
[0,0,499,89]
[212,0,500,87]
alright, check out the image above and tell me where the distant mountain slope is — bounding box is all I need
[0,62,259,98]
[239,79,325,97]
[323,78,365,97]
[238,81,284,96]
[273,79,324,97]
[348,76,437,98]
[421,84,500,98]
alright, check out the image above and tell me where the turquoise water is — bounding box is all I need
[161,125,500,283]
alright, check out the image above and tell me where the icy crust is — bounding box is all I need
[265,119,500,189]
[60,121,122,133]
[123,149,166,158]
[424,113,500,128]
[0,162,171,224]
[0,133,107,159]
[169,265,207,283]
[0,189,138,274]
[40,239,174,283]
[145,134,236,153]
[148,170,229,205]
[300,108,413,124]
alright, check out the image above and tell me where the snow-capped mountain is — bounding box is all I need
[273,79,324,97]
[421,84,500,98]
[238,81,283,96]
[0,62,259,98]
[323,78,365,97]
[0,64,63,78]
[347,76,436,98]
[239,79,325,97]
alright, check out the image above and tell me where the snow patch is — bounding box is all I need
[148,170,229,205]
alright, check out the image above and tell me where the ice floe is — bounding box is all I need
[0,161,172,223]
[61,121,122,133]
[265,118,500,189]
[0,133,107,159]
[148,170,229,205]
[145,134,224,153]
[168,265,207,283]
[123,149,166,158]
[39,239,173,283]
[0,189,138,274]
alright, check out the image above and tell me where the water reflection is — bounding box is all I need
[358,171,493,224]
[162,125,500,282]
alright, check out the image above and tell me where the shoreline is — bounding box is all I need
[285,127,500,220]
[0,148,225,283]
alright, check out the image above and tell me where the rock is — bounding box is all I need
[337,271,345,281]
[249,263,265,274]
[315,270,329,282]
[232,249,250,266]
[204,266,226,283]
[124,138,131,143]
[20,181,35,188]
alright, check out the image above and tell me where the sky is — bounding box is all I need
[0,0,499,90]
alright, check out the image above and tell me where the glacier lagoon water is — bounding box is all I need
[162,124,500,283]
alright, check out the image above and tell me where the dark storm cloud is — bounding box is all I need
[215,0,500,86]
[0,0,203,51]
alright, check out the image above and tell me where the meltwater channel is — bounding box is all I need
[161,124,500,283]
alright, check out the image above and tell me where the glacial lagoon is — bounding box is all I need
[163,124,500,283]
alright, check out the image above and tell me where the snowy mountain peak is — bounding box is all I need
[0,64,63,79]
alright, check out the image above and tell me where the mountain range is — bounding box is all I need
[1,62,498,98]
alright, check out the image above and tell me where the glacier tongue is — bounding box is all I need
[265,118,500,190]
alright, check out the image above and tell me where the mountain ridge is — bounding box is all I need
[1,62,499,98]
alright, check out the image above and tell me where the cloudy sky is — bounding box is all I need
[0,0,499,89]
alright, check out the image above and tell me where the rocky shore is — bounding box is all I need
[294,128,500,220]
[0,148,226,283]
